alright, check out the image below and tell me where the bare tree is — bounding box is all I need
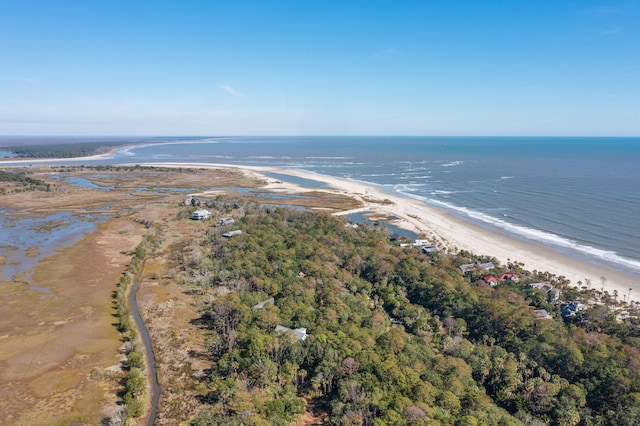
[600,276,607,293]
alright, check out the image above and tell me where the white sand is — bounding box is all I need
[4,146,636,302]
[79,160,640,303]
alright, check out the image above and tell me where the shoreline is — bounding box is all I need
[3,150,637,303]
[145,161,640,303]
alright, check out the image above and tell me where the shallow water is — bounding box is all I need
[0,209,109,283]
[63,176,114,190]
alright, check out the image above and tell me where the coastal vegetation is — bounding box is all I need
[0,141,126,158]
[114,234,154,420]
[161,203,640,425]
[0,169,52,192]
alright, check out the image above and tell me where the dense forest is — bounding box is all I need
[175,205,640,425]
[0,141,126,158]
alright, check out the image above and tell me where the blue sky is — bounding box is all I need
[1,0,639,136]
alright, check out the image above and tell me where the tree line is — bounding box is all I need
[0,170,52,192]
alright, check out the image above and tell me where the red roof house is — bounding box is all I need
[500,273,520,282]
[483,275,498,286]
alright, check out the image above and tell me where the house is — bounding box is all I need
[617,311,631,323]
[459,264,475,272]
[421,245,439,254]
[219,217,234,226]
[527,281,561,302]
[483,275,498,286]
[222,230,242,238]
[191,209,211,220]
[184,196,201,206]
[500,273,520,282]
[561,301,587,318]
[275,325,308,341]
[533,309,553,319]
[460,261,495,273]
[399,239,432,248]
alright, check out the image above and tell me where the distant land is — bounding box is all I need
[0,136,173,158]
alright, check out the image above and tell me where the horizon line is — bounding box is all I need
[1,134,639,139]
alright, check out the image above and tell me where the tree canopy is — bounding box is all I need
[178,205,640,425]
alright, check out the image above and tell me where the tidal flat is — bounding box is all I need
[0,210,107,285]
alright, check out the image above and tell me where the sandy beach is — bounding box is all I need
[143,161,640,303]
[4,154,636,302]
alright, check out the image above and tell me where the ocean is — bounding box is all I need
[7,136,640,278]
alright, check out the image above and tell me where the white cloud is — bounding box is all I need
[597,26,622,35]
[596,6,621,14]
[10,76,41,85]
[218,84,244,97]
[372,48,400,58]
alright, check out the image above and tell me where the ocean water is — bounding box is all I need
[5,136,640,278]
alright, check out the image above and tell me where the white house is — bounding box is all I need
[191,209,211,220]
[222,230,242,238]
[460,261,495,273]
[533,309,553,319]
[219,217,235,226]
[421,245,439,254]
[275,325,308,341]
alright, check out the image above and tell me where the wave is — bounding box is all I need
[304,156,353,160]
[393,187,640,274]
[399,174,433,180]
[184,154,234,160]
[395,183,429,191]
[440,161,464,167]
[115,139,222,157]
[248,156,293,159]
[396,187,469,195]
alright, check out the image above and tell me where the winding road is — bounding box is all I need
[131,264,161,425]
